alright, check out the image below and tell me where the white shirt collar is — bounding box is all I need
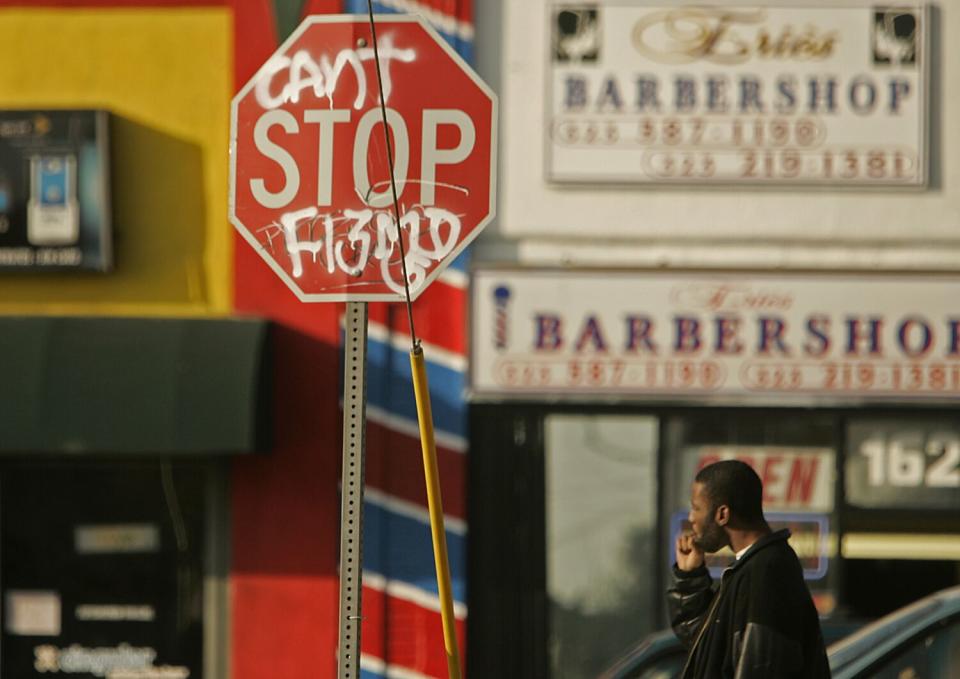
[735,543,754,560]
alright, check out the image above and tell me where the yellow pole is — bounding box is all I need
[409,344,462,679]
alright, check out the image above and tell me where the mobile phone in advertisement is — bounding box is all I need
[27,154,79,245]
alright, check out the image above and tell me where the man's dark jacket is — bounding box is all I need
[667,529,830,679]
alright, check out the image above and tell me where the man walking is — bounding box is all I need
[668,459,830,678]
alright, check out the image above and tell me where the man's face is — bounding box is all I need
[688,481,729,553]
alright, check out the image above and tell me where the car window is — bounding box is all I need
[829,599,942,673]
[855,617,960,678]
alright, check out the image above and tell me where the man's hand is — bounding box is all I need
[675,532,705,572]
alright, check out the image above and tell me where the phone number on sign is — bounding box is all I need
[642,148,917,182]
[494,358,725,390]
[553,116,827,149]
[741,362,960,393]
[551,116,921,182]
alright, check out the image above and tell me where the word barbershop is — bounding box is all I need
[532,313,960,359]
[562,73,914,117]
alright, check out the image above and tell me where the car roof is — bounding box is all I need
[828,585,960,677]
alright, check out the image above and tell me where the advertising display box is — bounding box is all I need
[0,110,111,271]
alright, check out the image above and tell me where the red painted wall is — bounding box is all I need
[229,2,346,677]
[0,2,408,675]
[12,1,358,675]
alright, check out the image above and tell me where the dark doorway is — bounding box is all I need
[0,460,207,678]
[843,558,960,618]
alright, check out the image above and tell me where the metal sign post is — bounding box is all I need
[337,301,368,679]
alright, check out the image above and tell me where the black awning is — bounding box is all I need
[0,316,270,455]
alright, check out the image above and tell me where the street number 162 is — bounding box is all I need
[860,433,960,488]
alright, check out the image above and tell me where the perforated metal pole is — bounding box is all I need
[338,301,368,679]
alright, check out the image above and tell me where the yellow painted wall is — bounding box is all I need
[0,8,232,315]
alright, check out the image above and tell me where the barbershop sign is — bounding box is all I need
[471,270,960,403]
[548,3,928,185]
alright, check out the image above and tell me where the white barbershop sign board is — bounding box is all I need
[548,3,927,185]
[472,270,960,404]
[229,15,497,301]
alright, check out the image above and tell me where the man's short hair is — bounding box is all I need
[695,459,764,524]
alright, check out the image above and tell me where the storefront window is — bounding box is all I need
[545,414,659,679]
[662,413,839,617]
[0,461,208,678]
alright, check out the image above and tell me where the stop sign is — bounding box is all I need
[229,15,497,302]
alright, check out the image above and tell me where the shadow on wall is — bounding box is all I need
[227,319,344,677]
[230,320,343,576]
[110,115,207,303]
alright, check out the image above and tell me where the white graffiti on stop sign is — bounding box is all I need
[254,35,416,110]
[260,205,461,296]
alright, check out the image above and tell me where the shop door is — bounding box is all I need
[544,414,660,679]
[468,406,547,679]
[0,460,207,679]
[468,406,661,679]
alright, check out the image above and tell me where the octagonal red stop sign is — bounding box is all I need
[229,15,497,302]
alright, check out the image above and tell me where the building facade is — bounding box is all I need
[467,1,960,678]
[2,1,959,679]
[0,1,471,678]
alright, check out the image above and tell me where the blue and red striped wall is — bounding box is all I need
[344,5,473,677]
[233,2,475,678]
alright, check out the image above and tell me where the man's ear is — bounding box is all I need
[715,504,730,527]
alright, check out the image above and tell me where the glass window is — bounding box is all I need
[0,461,207,678]
[545,415,659,679]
